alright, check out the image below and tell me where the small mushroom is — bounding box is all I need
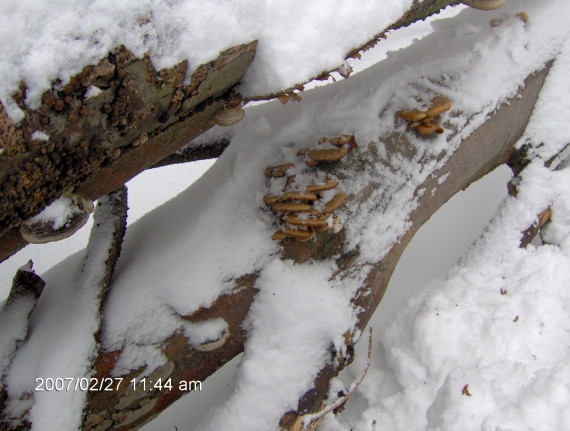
[20,193,94,244]
[328,135,354,146]
[462,0,506,10]
[193,329,230,352]
[274,227,315,242]
[296,148,309,156]
[322,192,346,214]
[417,122,444,135]
[280,191,317,202]
[264,163,294,178]
[272,202,312,213]
[283,214,328,229]
[212,98,245,127]
[425,96,452,118]
[306,176,339,193]
[396,110,427,122]
[271,231,288,241]
[284,175,296,190]
[307,146,348,163]
[397,96,451,135]
[263,194,281,205]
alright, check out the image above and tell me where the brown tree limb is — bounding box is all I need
[77,61,552,431]
[0,41,257,263]
[0,262,45,427]
[0,186,128,430]
[0,0,460,263]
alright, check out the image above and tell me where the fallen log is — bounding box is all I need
[0,0,459,263]
[79,61,552,431]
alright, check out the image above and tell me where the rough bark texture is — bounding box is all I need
[78,62,552,431]
[0,264,45,430]
[0,0,459,263]
[0,187,128,431]
[0,41,257,263]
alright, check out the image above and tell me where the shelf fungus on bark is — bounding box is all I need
[192,328,230,352]
[20,193,94,244]
[396,96,451,135]
[462,0,506,10]
[272,227,315,242]
[265,163,295,178]
[306,146,348,163]
[322,192,346,214]
[264,134,355,242]
[212,97,245,127]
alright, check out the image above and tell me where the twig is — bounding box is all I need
[302,327,373,430]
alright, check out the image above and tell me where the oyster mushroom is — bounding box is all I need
[193,328,230,352]
[425,96,452,118]
[462,0,506,10]
[20,193,94,244]
[417,121,444,135]
[272,202,312,213]
[264,163,294,178]
[322,192,346,214]
[306,176,339,193]
[280,191,317,202]
[272,227,315,242]
[396,110,427,122]
[283,214,328,229]
[397,96,451,135]
[306,146,348,163]
[212,98,245,127]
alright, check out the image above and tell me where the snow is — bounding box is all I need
[0,0,412,122]
[2,1,570,430]
[23,195,82,231]
[4,189,128,430]
[334,161,570,431]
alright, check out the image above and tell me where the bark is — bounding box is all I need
[0,0,458,263]
[77,61,552,431]
[0,262,45,429]
[0,187,127,430]
[0,41,257,263]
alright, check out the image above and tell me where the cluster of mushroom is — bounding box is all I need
[396,96,452,135]
[263,135,356,242]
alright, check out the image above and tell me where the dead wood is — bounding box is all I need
[77,61,552,431]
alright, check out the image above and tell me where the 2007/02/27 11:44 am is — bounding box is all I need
[34,377,202,392]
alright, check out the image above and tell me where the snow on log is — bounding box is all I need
[0,0,459,264]
[0,187,127,430]
[86,39,553,431]
[0,261,45,424]
[0,41,257,263]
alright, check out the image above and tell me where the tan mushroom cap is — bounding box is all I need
[417,122,444,135]
[323,192,346,214]
[306,177,339,193]
[280,191,318,202]
[283,227,315,242]
[20,193,93,244]
[212,105,245,127]
[283,214,328,229]
[193,329,230,352]
[307,146,348,163]
[396,110,427,122]
[328,135,354,146]
[462,0,506,10]
[263,194,281,205]
[425,96,452,117]
[264,163,294,178]
[272,202,312,213]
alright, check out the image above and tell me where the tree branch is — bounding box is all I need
[78,61,552,431]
